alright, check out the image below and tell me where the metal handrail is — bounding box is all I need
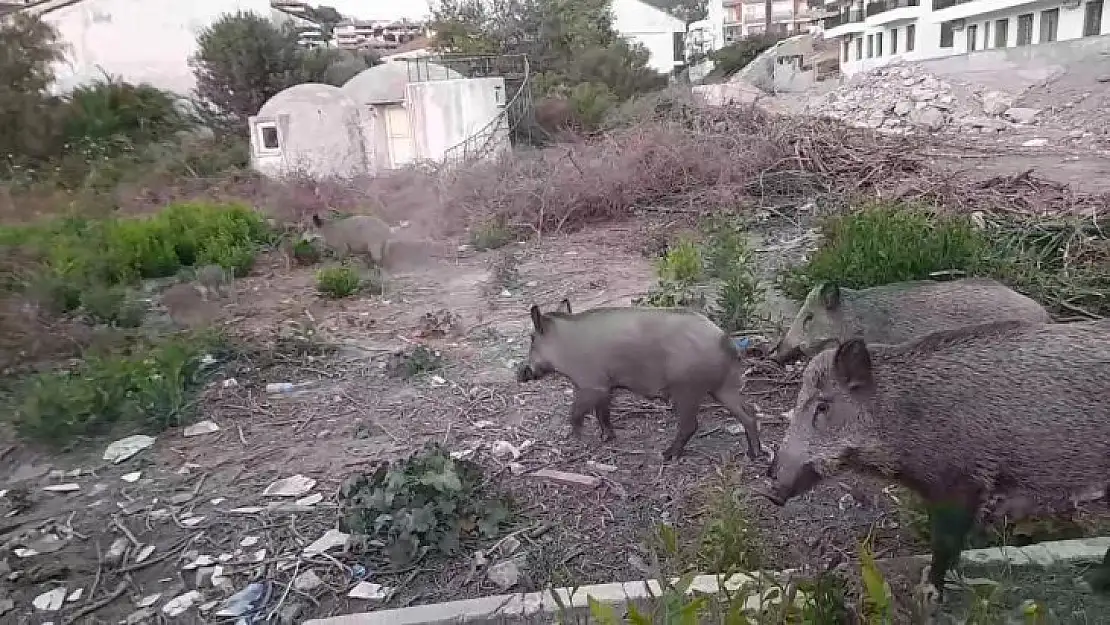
[437,54,532,166]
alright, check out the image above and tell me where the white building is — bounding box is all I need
[10,0,277,95]
[821,0,1110,75]
[612,0,689,73]
[723,0,820,41]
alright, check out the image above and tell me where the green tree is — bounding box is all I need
[646,0,708,24]
[0,14,67,170]
[191,11,377,126]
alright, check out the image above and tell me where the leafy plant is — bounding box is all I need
[80,284,146,327]
[859,534,893,625]
[316,265,363,298]
[701,216,763,333]
[338,443,512,565]
[10,332,226,444]
[780,201,987,300]
[470,217,516,251]
[387,345,445,379]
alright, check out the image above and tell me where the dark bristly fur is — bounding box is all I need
[768,278,1052,364]
[518,299,764,461]
[765,318,1110,598]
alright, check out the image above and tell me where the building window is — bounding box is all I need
[891,28,899,53]
[1017,13,1033,46]
[876,32,884,55]
[995,18,1009,47]
[1039,8,1059,43]
[907,23,916,51]
[867,34,874,57]
[983,21,991,48]
[967,24,978,51]
[1085,1,1104,36]
[842,38,850,61]
[256,122,281,153]
[940,22,955,48]
[856,36,863,60]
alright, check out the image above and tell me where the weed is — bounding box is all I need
[470,216,517,251]
[486,251,522,297]
[291,237,322,265]
[79,284,146,327]
[657,236,704,284]
[859,534,893,625]
[693,483,764,574]
[315,265,362,298]
[337,442,512,566]
[9,331,226,445]
[387,345,445,379]
[780,202,987,300]
[701,216,763,333]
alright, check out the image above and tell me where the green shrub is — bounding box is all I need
[567,81,616,132]
[2,201,269,298]
[781,202,988,299]
[291,237,322,265]
[707,34,783,80]
[80,284,146,327]
[10,332,225,444]
[316,265,362,298]
[469,217,516,251]
[338,443,511,565]
[656,236,704,284]
[701,216,763,333]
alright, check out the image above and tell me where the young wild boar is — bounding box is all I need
[762,319,1110,601]
[516,299,764,461]
[767,278,1051,364]
[311,213,391,266]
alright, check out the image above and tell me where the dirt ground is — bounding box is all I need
[0,214,928,623]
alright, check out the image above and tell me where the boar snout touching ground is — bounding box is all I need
[767,278,1052,365]
[518,299,765,461]
[762,318,1110,607]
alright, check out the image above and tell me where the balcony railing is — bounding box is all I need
[865,0,920,16]
[932,0,972,10]
[822,7,864,27]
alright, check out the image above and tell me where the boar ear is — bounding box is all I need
[529,304,546,334]
[818,282,841,310]
[311,214,323,228]
[556,298,571,314]
[833,338,873,393]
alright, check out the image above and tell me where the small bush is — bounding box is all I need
[566,82,616,132]
[338,443,512,566]
[10,332,225,444]
[291,237,322,265]
[80,284,146,327]
[387,344,445,379]
[781,202,987,300]
[469,217,516,251]
[316,265,363,298]
[701,216,763,333]
[707,34,783,80]
[636,237,708,309]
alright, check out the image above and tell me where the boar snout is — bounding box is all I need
[516,364,535,382]
[768,341,801,365]
[763,457,821,506]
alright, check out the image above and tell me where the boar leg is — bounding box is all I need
[594,395,616,441]
[568,388,606,438]
[662,390,703,461]
[926,499,976,597]
[710,384,763,461]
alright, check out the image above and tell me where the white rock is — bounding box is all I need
[294,570,324,592]
[183,420,220,437]
[910,106,945,131]
[239,536,260,548]
[43,483,79,493]
[181,515,206,527]
[137,593,162,608]
[981,90,1012,115]
[103,435,155,464]
[487,560,521,590]
[295,493,323,506]
[1002,107,1040,124]
[490,440,520,460]
[162,590,202,617]
[135,545,156,563]
[893,101,913,116]
[1022,138,1049,147]
[66,588,83,602]
[303,528,350,557]
[348,582,392,601]
[34,588,67,611]
[263,475,316,498]
[184,554,215,570]
[121,471,141,483]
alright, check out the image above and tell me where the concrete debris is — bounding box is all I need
[66,588,83,602]
[981,90,1013,115]
[121,471,141,483]
[33,587,67,611]
[103,435,156,464]
[135,545,156,563]
[1003,107,1041,124]
[586,460,617,473]
[183,420,220,437]
[303,528,350,557]
[348,581,392,601]
[239,536,260,548]
[105,538,129,566]
[295,493,323,507]
[137,593,162,608]
[263,474,317,497]
[294,570,324,592]
[1023,138,1049,147]
[529,468,601,488]
[486,559,522,590]
[42,483,79,493]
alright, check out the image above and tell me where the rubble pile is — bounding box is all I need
[806,61,1051,137]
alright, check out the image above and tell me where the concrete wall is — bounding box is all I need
[38,0,272,95]
[835,0,1110,76]
[406,76,509,164]
[612,0,687,73]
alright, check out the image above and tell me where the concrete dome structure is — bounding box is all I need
[250,83,370,180]
[341,61,464,104]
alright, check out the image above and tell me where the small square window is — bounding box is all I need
[260,125,280,150]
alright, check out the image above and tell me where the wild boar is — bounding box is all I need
[762,318,1110,600]
[517,299,764,461]
[768,278,1051,364]
[311,213,391,266]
